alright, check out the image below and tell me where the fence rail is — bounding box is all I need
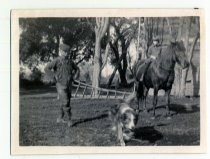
[72,80,133,99]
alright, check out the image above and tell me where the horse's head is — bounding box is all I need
[172,40,189,69]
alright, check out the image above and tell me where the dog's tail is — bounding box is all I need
[124,92,136,104]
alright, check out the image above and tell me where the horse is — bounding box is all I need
[133,40,189,119]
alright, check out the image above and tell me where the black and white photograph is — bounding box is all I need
[11,9,206,154]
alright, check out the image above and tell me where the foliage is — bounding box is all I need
[19,17,200,95]
[19,18,95,68]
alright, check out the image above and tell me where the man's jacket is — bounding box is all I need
[45,56,78,87]
[147,44,162,59]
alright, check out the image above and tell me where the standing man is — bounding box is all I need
[45,43,80,127]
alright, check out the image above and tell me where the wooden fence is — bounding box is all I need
[72,80,133,99]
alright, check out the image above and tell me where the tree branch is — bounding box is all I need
[100,17,109,39]
[188,32,200,62]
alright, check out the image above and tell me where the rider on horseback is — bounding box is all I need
[138,36,162,81]
[148,36,162,60]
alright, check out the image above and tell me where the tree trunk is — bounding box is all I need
[177,18,184,40]
[160,18,165,45]
[172,67,182,96]
[136,17,147,60]
[136,17,141,59]
[92,17,109,95]
[181,32,199,96]
[179,17,192,97]
[171,17,184,96]
[191,65,197,96]
[92,37,102,94]
[197,67,200,96]
[120,49,128,86]
[166,18,172,36]
[107,67,118,88]
[55,35,60,56]
[118,68,127,86]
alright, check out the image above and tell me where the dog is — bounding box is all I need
[109,101,139,146]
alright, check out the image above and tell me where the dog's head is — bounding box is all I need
[109,103,139,140]
[120,106,139,141]
[121,109,138,130]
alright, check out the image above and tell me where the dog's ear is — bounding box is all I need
[108,105,119,121]
[109,104,119,116]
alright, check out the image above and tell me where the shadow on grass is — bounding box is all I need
[72,114,108,127]
[134,126,163,143]
[20,86,57,95]
[150,104,200,114]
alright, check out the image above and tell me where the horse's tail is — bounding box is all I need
[137,81,144,101]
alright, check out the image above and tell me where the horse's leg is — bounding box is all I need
[151,88,158,119]
[138,98,141,111]
[165,89,171,119]
[135,81,141,111]
[137,81,143,111]
[143,87,149,112]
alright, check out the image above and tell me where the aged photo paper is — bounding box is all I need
[11,9,206,154]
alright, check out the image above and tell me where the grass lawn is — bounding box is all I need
[19,86,200,146]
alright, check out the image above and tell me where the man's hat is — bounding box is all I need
[152,36,160,42]
[59,43,70,52]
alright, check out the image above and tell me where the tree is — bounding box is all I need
[107,18,138,87]
[172,17,184,96]
[92,17,109,94]
[171,17,200,97]
[19,18,95,69]
[135,17,148,60]
[179,17,200,96]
